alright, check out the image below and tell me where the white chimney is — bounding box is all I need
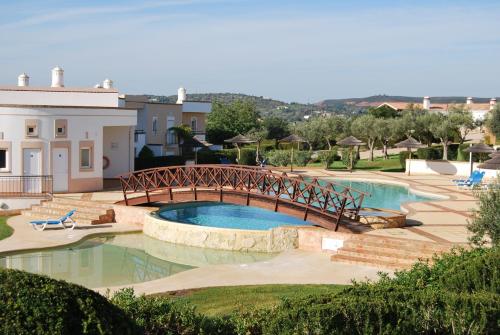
[94,83,103,89]
[103,78,113,89]
[17,73,29,87]
[423,96,431,110]
[491,98,497,110]
[177,87,187,104]
[51,66,64,87]
[466,97,473,105]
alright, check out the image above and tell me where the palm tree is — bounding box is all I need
[168,124,193,156]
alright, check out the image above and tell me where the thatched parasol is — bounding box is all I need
[478,155,500,170]
[395,136,424,176]
[464,143,495,175]
[224,134,256,163]
[279,134,306,172]
[337,136,365,172]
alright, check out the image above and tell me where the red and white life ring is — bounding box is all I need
[103,156,110,170]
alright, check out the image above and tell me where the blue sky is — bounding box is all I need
[0,0,499,102]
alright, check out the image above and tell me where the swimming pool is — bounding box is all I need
[158,202,312,230]
[0,233,276,288]
[326,179,437,210]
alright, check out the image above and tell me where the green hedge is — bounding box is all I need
[399,151,410,170]
[416,147,442,160]
[0,269,137,335]
[135,156,186,171]
[266,150,291,167]
[341,148,359,169]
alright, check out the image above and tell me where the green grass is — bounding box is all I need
[307,154,404,172]
[158,284,345,316]
[0,216,13,240]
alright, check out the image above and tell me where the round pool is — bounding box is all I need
[158,202,312,230]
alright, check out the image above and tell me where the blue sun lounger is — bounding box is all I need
[30,209,77,231]
[454,171,485,189]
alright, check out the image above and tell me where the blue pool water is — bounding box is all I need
[327,179,437,210]
[158,202,312,230]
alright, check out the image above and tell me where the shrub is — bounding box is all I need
[218,149,238,164]
[135,155,185,171]
[266,150,291,167]
[196,149,220,164]
[468,175,500,247]
[0,269,137,334]
[341,148,358,169]
[293,151,311,167]
[416,147,442,160]
[399,151,410,170]
[111,288,235,335]
[137,145,154,159]
[239,148,257,166]
[318,150,338,169]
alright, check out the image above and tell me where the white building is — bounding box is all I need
[0,67,137,202]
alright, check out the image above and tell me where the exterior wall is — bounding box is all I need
[143,213,299,252]
[182,112,207,133]
[405,159,498,178]
[182,101,211,113]
[0,88,119,107]
[0,106,136,192]
[103,126,134,178]
[144,103,183,145]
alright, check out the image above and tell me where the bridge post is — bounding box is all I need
[169,188,173,201]
[194,187,197,200]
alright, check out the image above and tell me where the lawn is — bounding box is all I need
[158,284,345,316]
[0,216,13,240]
[307,154,404,172]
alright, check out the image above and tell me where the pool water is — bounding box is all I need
[0,233,276,288]
[158,202,312,230]
[328,179,437,210]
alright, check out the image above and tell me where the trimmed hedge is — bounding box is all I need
[135,155,186,171]
[0,269,137,335]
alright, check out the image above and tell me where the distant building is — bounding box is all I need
[0,67,137,196]
[375,96,497,121]
[120,87,211,157]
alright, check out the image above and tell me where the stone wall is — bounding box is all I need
[143,213,299,252]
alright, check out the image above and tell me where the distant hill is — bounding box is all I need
[147,93,495,121]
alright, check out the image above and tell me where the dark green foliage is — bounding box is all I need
[0,269,137,335]
[293,151,311,167]
[111,288,234,335]
[196,149,220,164]
[399,151,410,169]
[135,156,186,171]
[368,105,399,118]
[266,150,291,167]
[318,150,339,169]
[137,146,154,160]
[206,100,260,144]
[416,147,442,160]
[218,149,238,163]
[486,104,500,137]
[263,116,290,141]
[468,176,500,246]
[239,148,257,166]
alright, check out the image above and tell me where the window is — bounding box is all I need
[25,119,39,137]
[152,117,158,135]
[191,117,198,132]
[166,116,176,144]
[55,119,67,138]
[0,149,6,169]
[80,148,92,169]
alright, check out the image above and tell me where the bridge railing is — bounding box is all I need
[117,165,368,230]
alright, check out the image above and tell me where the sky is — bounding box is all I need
[0,0,499,102]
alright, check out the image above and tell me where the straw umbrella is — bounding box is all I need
[279,134,306,172]
[478,155,500,170]
[395,136,424,176]
[224,134,256,164]
[337,136,365,173]
[464,143,495,175]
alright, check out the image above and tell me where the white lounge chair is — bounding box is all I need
[29,209,77,231]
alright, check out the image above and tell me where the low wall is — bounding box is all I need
[112,204,153,226]
[0,197,44,210]
[406,159,498,178]
[143,213,300,252]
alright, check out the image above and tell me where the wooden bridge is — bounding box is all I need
[117,165,368,231]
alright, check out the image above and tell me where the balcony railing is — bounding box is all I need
[0,175,53,198]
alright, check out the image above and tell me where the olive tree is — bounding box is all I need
[449,105,475,144]
[468,175,500,246]
[429,114,459,160]
[351,114,378,161]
